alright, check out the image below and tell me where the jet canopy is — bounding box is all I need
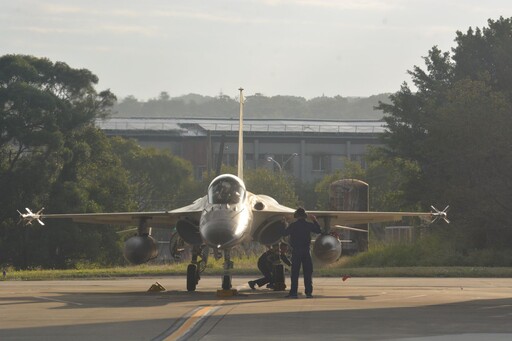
[208,175,246,205]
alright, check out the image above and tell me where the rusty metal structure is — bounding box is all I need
[329,179,369,253]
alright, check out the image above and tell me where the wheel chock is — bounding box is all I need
[216,289,238,297]
[147,281,166,292]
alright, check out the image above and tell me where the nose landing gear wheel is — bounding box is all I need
[222,274,232,290]
[187,264,198,291]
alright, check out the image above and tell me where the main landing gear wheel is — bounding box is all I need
[187,264,199,292]
[222,275,232,290]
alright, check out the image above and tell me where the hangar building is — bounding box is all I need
[97,117,386,183]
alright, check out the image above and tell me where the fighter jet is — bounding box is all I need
[19,88,449,292]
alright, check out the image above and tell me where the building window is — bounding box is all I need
[212,153,238,168]
[312,155,329,172]
[195,166,207,180]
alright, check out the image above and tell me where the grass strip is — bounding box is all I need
[2,263,512,281]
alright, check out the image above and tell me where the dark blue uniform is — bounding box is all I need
[283,217,321,297]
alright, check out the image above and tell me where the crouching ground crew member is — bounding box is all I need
[249,243,291,290]
[282,207,321,298]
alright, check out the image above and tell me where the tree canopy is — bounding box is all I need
[377,17,512,249]
[0,55,130,268]
[0,55,199,269]
[109,137,194,210]
[113,92,389,120]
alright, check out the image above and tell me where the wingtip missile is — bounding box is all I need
[430,205,450,224]
[17,207,45,226]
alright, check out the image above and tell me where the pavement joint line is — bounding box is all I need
[490,313,512,318]
[33,296,83,306]
[478,304,512,310]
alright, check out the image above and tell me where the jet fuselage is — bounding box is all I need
[199,174,253,249]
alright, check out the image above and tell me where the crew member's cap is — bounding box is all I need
[294,207,307,219]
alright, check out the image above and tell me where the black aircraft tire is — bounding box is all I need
[187,264,197,291]
[222,275,232,290]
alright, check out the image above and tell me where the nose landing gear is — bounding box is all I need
[217,249,238,297]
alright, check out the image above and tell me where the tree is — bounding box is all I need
[0,54,126,268]
[245,168,299,207]
[112,92,389,119]
[0,55,116,215]
[109,137,194,210]
[314,149,423,214]
[45,126,133,268]
[452,17,512,98]
[314,159,366,210]
[377,17,512,249]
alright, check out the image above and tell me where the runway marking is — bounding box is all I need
[33,296,83,306]
[406,295,427,299]
[479,304,512,310]
[490,313,512,318]
[153,303,222,341]
[373,294,427,302]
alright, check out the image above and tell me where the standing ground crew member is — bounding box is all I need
[283,207,321,298]
[249,243,291,289]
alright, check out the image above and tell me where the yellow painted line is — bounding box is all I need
[163,306,217,341]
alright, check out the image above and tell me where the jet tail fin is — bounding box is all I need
[237,88,244,180]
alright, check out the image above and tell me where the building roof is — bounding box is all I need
[97,117,387,136]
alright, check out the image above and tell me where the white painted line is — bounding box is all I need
[406,295,427,299]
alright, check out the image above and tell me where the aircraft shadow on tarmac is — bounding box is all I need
[2,297,512,340]
[3,288,379,310]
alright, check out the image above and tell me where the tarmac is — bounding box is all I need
[1,276,512,340]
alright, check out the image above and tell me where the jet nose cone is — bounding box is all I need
[201,221,236,249]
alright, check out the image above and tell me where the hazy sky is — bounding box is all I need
[2,1,511,100]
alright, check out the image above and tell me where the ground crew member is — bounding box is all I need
[282,207,321,298]
[249,243,291,289]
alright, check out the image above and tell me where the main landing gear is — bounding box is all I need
[186,245,208,292]
[185,246,237,296]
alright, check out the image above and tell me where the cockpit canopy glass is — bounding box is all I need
[208,177,245,205]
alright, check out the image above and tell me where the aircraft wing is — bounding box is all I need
[249,193,436,226]
[34,197,207,227]
[308,210,434,226]
[249,193,296,221]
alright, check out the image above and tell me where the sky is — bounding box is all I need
[1,0,512,101]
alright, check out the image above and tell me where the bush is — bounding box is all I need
[344,232,512,267]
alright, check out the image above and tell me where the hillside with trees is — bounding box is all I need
[113,92,390,120]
